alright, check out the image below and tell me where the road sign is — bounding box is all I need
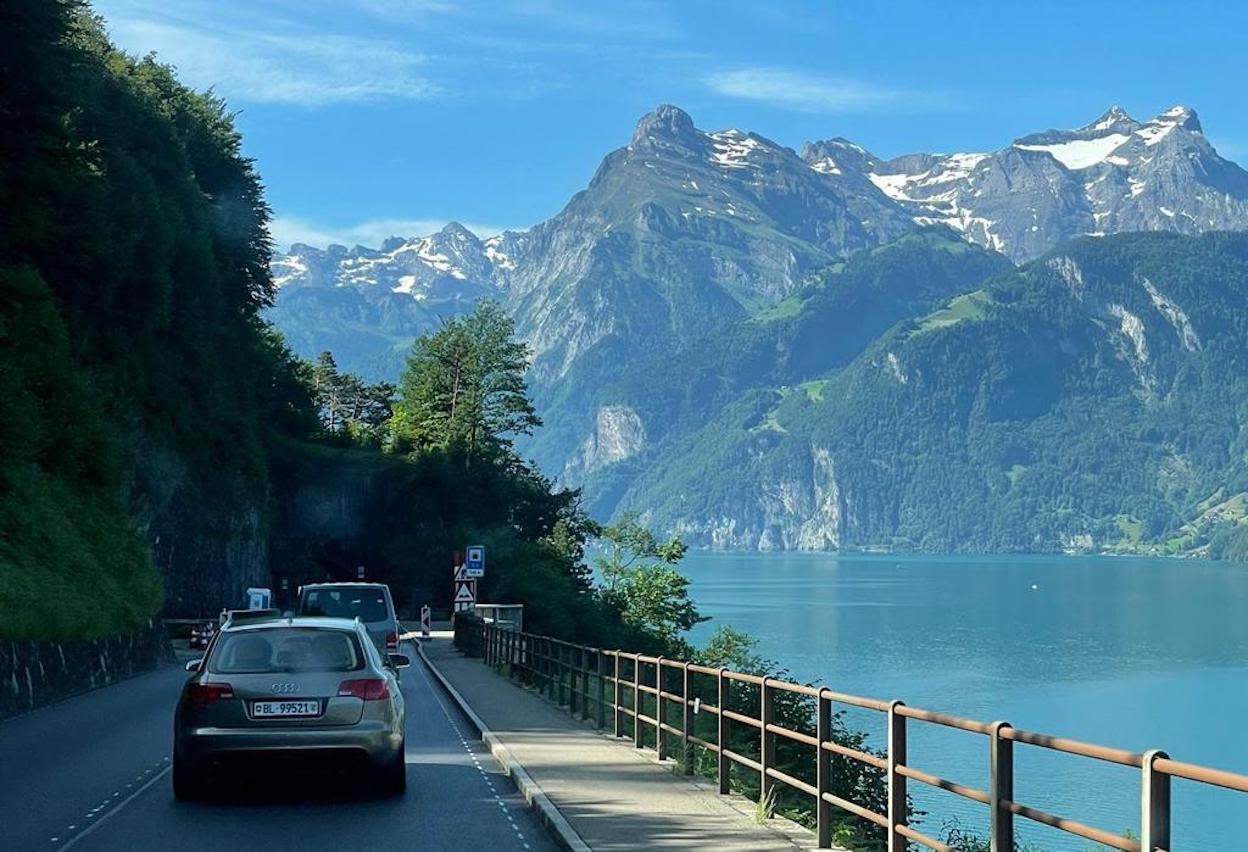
[420,604,431,639]
[454,564,471,581]
[453,579,476,612]
[466,545,485,578]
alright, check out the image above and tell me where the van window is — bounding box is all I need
[300,587,389,622]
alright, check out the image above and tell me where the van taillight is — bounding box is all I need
[185,682,233,708]
[386,631,398,649]
[338,678,390,700]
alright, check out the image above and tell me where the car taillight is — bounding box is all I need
[385,631,398,650]
[185,682,234,708]
[337,678,390,700]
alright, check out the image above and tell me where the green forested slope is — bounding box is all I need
[622,232,1248,556]
[525,230,1014,514]
[0,2,315,638]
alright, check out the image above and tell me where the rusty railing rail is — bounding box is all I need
[466,617,1248,851]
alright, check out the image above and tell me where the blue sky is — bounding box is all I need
[94,0,1248,250]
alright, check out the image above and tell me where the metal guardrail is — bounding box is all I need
[464,617,1248,852]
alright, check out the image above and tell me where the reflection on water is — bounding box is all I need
[681,551,1248,849]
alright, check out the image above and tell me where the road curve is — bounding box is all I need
[0,643,557,852]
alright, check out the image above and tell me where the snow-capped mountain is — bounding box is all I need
[268,103,1248,385]
[808,105,1248,261]
[272,221,520,301]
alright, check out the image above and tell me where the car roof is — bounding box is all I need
[300,582,390,590]
[220,616,364,634]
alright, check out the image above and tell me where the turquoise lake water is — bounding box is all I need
[679,551,1248,850]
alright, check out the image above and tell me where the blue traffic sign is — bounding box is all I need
[466,545,485,577]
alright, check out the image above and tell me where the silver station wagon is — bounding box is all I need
[173,616,408,799]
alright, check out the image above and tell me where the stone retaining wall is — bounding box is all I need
[0,620,171,720]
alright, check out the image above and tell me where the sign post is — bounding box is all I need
[420,604,431,639]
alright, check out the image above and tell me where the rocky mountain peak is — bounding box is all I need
[1150,104,1201,134]
[801,137,877,175]
[437,221,480,244]
[1080,105,1139,134]
[630,104,699,148]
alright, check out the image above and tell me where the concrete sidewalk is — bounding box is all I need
[420,636,822,851]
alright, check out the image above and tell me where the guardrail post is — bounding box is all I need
[989,721,1013,852]
[761,677,776,807]
[682,662,694,775]
[816,689,833,848]
[1141,749,1171,852]
[613,652,624,737]
[556,638,566,708]
[580,646,591,722]
[656,657,667,761]
[566,643,576,714]
[596,650,606,729]
[541,638,551,698]
[483,623,492,665]
[887,700,907,852]
[633,656,644,749]
[717,667,730,795]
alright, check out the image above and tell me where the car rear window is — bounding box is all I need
[299,587,390,622]
[209,627,365,673]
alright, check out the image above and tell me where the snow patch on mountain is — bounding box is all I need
[708,130,766,170]
[1014,134,1131,169]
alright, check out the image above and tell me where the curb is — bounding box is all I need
[415,640,592,852]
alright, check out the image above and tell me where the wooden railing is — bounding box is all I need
[462,616,1248,851]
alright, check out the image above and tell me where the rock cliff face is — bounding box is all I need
[565,405,648,479]
[127,443,270,617]
[647,444,843,551]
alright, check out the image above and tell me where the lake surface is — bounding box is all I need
[680,551,1248,850]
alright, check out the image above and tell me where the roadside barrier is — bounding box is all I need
[459,615,1248,851]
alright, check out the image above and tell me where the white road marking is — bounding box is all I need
[413,650,533,849]
[57,764,170,850]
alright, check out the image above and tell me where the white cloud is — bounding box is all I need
[270,215,516,251]
[103,16,438,106]
[704,67,952,114]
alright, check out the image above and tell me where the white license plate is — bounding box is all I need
[252,700,320,717]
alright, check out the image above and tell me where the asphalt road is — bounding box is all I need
[0,643,557,852]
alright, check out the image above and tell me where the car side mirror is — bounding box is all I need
[388,653,411,669]
[185,659,203,672]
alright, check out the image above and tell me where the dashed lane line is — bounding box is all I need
[412,652,532,850]
[56,758,171,850]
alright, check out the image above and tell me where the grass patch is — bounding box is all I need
[752,296,803,322]
[913,290,992,334]
[799,379,830,403]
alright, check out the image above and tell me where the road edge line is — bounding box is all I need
[416,640,591,852]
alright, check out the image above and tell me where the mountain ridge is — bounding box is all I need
[266,105,1248,555]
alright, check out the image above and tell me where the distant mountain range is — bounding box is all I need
[267,105,1248,555]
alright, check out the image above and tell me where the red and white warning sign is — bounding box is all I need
[453,578,476,612]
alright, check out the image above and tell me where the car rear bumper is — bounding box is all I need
[177,720,402,768]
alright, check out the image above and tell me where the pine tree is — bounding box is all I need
[392,302,540,462]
